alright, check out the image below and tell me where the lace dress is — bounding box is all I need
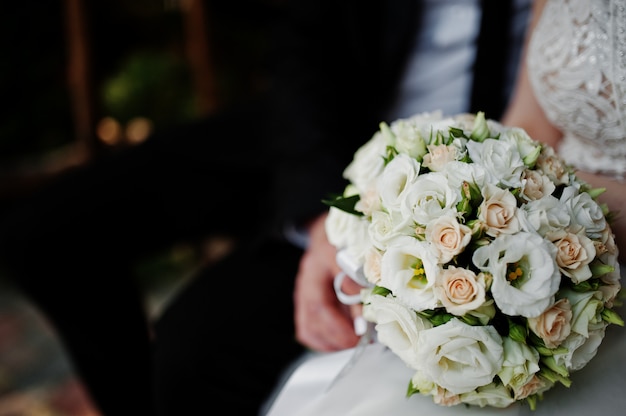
[528,0,626,179]
[263,1,626,414]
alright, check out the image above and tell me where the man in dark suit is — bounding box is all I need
[0,0,530,415]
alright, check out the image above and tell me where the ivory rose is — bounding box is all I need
[434,266,486,316]
[401,171,460,226]
[390,119,427,160]
[415,319,503,395]
[528,298,572,348]
[497,337,540,394]
[342,130,387,193]
[368,210,413,251]
[521,195,570,237]
[560,185,607,239]
[460,383,516,408]
[325,207,371,264]
[362,293,432,369]
[425,214,472,263]
[465,138,525,188]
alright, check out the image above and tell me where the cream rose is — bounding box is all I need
[546,228,595,284]
[362,247,383,284]
[425,214,472,263]
[415,318,503,394]
[422,144,459,172]
[528,298,572,348]
[477,183,521,237]
[434,266,486,316]
[536,145,570,185]
[521,169,555,201]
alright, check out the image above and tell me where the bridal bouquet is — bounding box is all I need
[324,111,623,410]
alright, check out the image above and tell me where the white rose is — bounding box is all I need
[401,171,460,226]
[477,183,521,237]
[343,131,386,193]
[497,337,540,392]
[465,138,525,188]
[553,327,606,371]
[377,153,421,214]
[560,186,606,239]
[472,232,560,318]
[528,298,572,348]
[415,318,503,394]
[390,119,427,159]
[560,288,606,337]
[460,383,516,408]
[368,210,413,251]
[324,207,370,263]
[434,266,486,316]
[520,195,570,237]
[325,207,358,249]
[546,227,596,284]
[362,293,432,369]
[499,126,542,166]
[441,160,488,190]
[380,236,441,311]
[520,169,555,201]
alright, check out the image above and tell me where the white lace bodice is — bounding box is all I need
[527,0,626,179]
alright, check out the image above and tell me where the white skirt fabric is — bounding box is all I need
[264,305,626,416]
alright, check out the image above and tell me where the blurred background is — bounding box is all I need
[0,0,280,414]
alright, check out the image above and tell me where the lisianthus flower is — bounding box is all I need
[472,232,560,318]
[380,236,441,310]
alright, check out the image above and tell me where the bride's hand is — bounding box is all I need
[293,212,361,351]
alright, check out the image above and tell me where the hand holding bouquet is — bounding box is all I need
[324,111,623,409]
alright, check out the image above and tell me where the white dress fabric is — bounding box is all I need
[264,1,626,414]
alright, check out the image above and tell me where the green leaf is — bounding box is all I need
[321,194,363,216]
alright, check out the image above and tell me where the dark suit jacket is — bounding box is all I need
[267,0,525,232]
